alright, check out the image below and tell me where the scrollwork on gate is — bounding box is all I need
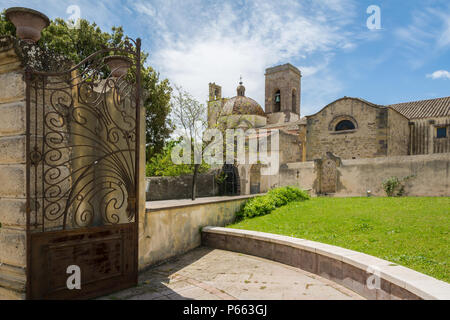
[26,39,141,232]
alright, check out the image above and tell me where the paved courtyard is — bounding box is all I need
[101,247,364,300]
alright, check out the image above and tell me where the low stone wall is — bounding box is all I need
[337,154,450,196]
[274,153,450,197]
[146,173,219,201]
[138,195,255,270]
[202,227,450,300]
[279,161,315,193]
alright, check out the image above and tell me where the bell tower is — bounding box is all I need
[264,63,301,123]
[208,83,223,127]
[209,82,222,101]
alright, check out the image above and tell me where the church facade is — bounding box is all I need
[207,63,450,195]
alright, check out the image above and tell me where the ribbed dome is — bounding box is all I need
[222,96,266,117]
[221,80,266,117]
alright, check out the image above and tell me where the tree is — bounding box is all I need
[0,10,14,36]
[170,84,259,199]
[170,85,210,200]
[145,139,209,177]
[0,12,173,158]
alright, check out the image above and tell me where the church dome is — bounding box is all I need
[222,80,266,117]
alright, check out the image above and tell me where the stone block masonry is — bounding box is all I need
[139,195,257,270]
[0,71,25,104]
[274,153,450,197]
[305,97,410,161]
[0,41,27,300]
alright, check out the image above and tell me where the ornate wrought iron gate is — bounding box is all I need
[25,39,142,299]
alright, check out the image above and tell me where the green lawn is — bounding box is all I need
[228,197,450,282]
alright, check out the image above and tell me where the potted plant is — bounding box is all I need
[104,55,132,77]
[5,7,50,43]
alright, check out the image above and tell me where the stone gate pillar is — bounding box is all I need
[0,37,28,299]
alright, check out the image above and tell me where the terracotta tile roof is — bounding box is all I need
[388,96,450,120]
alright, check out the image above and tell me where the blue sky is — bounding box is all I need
[1,0,449,116]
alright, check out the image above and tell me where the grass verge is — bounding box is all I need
[228,197,450,282]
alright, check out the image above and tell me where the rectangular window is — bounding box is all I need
[437,127,447,139]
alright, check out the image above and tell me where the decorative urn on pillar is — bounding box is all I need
[5,7,50,43]
[104,55,132,77]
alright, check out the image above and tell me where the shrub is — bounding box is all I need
[382,175,415,197]
[237,186,310,220]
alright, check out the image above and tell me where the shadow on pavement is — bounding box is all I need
[100,247,215,300]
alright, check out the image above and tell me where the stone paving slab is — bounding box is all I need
[101,247,364,300]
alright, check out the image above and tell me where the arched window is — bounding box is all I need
[292,90,296,113]
[274,90,281,112]
[335,120,356,131]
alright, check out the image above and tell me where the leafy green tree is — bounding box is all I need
[146,139,210,177]
[0,10,14,35]
[0,12,173,158]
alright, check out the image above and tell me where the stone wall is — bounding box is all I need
[272,154,450,197]
[238,130,302,194]
[279,131,303,164]
[388,108,410,156]
[146,173,220,201]
[0,41,27,300]
[207,98,226,128]
[305,98,410,161]
[298,124,307,162]
[336,154,450,196]
[266,111,300,125]
[139,195,254,269]
[279,162,316,192]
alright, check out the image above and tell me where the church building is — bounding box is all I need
[207,63,450,194]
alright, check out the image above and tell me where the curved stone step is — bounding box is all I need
[202,226,450,300]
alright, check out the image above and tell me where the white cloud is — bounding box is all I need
[0,0,360,116]
[132,0,357,115]
[427,70,450,80]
